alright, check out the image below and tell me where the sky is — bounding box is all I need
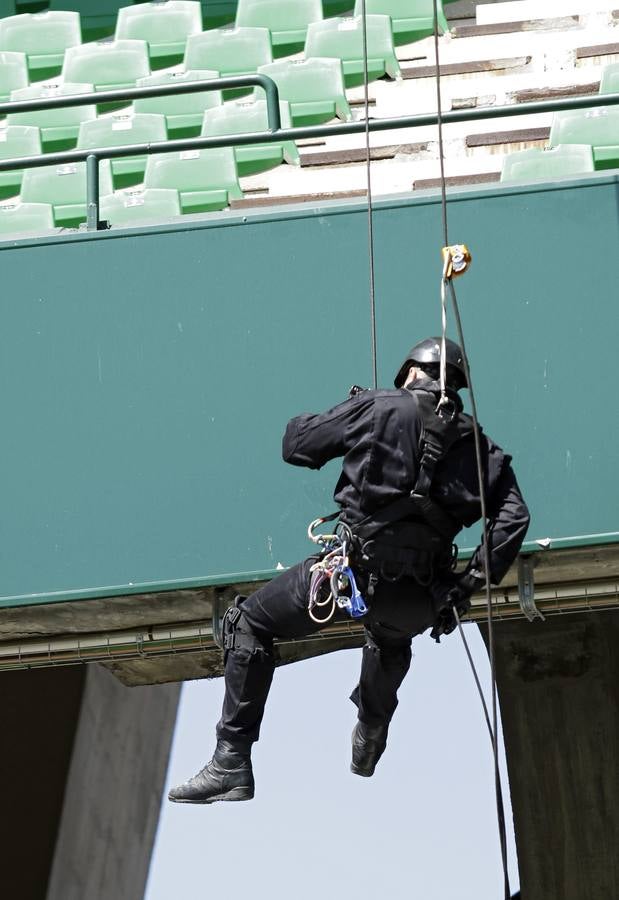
[145,623,520,900]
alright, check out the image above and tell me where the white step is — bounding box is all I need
[477,0,616,26]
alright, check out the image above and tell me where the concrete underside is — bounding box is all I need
[2,664,180,900]
[0,542,617,685]
[485,609,619,899]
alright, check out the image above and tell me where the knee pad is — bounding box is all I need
[222,606,271,658]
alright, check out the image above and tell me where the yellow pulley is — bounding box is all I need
[441,244,472,279]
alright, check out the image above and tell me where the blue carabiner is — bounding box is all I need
[341,566,368,619]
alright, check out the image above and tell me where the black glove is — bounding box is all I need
[430,569,484,642]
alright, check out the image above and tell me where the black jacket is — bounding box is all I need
[282,381,530,585]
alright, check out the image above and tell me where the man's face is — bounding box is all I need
[403,366,421,387]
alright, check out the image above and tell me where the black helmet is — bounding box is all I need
[393,337,468,389]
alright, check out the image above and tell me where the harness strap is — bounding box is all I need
[350,389,473,544]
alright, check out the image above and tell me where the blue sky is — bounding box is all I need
[145,623,519,900]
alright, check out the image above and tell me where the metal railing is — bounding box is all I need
[1,77,619,231]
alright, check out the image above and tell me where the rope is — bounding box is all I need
[360,0,378,390]
[431,3,511,898]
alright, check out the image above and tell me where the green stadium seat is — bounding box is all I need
[549,106,619,170]
[0,12,81,81]
[7,81,96,152]
[257,57,351,126]
[143,147,243,212]
[0,123,42,199]
[77,112,167,189]
[115,1,202,69]
[599,63,619,96]
[235,0,322,58]
[101,187,181,226]
[184,26,273,97]
[500,145,595,183]
[0,199,55,236]
[202,98,299,177]
[305,15,401,88]
[352,0,449,47]
[134,69,222,137]
[0,50,28,103]
[62,39,151,95]
[20,158,113,227]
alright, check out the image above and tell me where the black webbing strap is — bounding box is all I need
[350,390,474,543]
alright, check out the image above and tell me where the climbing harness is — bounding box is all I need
[307,514,368,624]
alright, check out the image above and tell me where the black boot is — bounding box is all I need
[168,740,254,804]
[350,721,388,777]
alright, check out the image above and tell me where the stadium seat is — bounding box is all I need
[184,26,273,98]
[20,158,113,227]
[0,11,81,80]
[0,200,55,236]
[134,69,222,138]
[0,50,28,103]
[257,57,351,125]
[202,98,299,177]
[235,0,322,57]
[0,124,42,199]
[549,106,619,170]
[101,187,181,226]
[143,147,243,213]
[304,15,400,88]
[500,145,595,183]
[7,82,96,152]
[62,40,151,97]
[115,1,202,69]
[599,63,619,96]
[77,112,167,189]
[352,0,449,46]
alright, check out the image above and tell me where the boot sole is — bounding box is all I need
[350,762,375,777]
[169,786,254,805]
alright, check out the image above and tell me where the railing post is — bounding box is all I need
[86,153,100,232]
[257,75,281,132]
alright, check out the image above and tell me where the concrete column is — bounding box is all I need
[2,666,86,900]
[46,663,180,900]
[484,610,619,899]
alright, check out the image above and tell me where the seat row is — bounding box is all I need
[501,64,619,182]
[5,0,360,42]
[0,143,244,235]
[0,0,449,86]
[0,13,412,114]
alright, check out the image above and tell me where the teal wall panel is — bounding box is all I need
[0,175,618,605]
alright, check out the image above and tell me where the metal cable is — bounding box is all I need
[431,3,510,897]
[360,0,378,389]
[453,606,493,742]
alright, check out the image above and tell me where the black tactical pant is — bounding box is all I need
[216,557,437,750]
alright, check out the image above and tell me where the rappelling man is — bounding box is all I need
[169,337,530,804]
